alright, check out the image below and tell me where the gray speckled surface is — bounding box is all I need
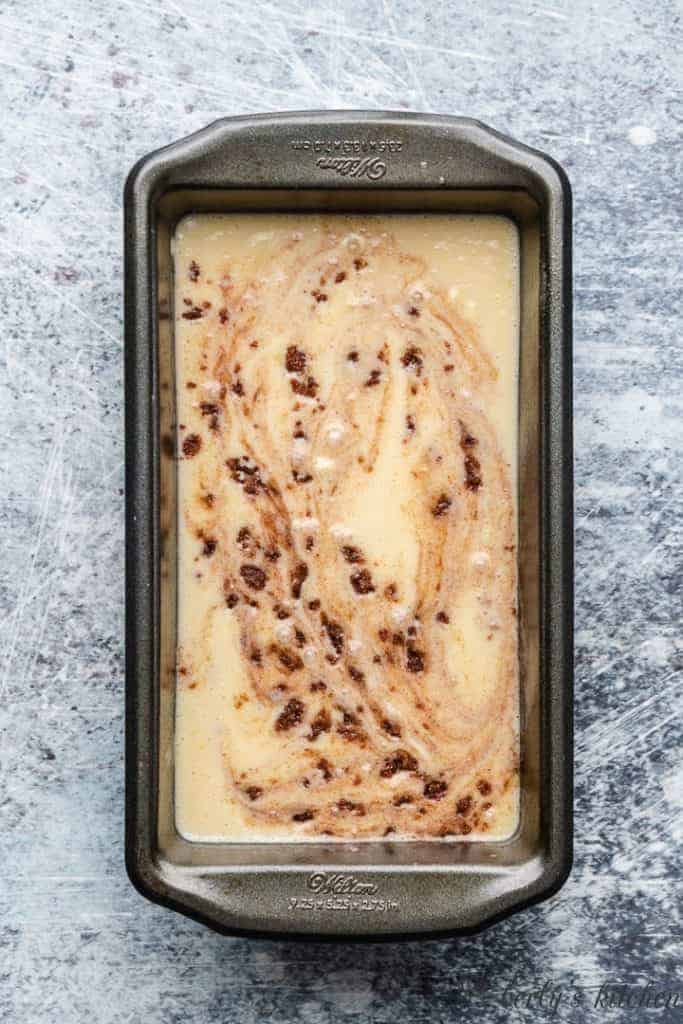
[1,0,681,1021]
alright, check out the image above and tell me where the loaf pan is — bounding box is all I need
[124,111,573,939]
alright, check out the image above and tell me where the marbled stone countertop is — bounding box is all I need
[1,1,681,1021]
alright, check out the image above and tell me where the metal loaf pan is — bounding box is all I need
[124,111,573,939]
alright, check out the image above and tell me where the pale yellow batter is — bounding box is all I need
[172,213,520,841]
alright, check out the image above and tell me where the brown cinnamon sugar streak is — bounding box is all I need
[173,213,520,841]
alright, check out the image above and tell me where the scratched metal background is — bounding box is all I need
[1,1,681,1022]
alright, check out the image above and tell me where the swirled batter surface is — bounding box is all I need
[173,213,520,841]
